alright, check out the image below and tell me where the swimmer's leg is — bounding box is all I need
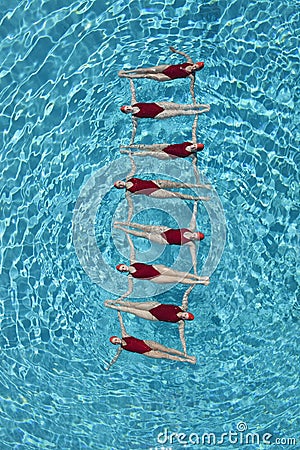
[144,350,196,363]
[155,179,211,189]
[115,222,169,234]
[114,225,150,240]
[105,299,160,309]
[120,150,170,160]
[119,64,170,75]
[144,340,187,356]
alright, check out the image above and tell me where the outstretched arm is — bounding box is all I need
[169,46,193,63]
[124,275,134,300]
[181,285,194,311]
[127,232,136,264]
[118,311,128,337]
[125,191,134,223]
[130,79,137,104]
[190,74,196,105]
[189,200,198,231]
[192,154,201,185]
[192,113,198,144]
[189,243,197,275]
[126,153,137,180]
[129,79,138,144]
[130,117,138,144]
[178,321,187,355]
[105,347,123,370]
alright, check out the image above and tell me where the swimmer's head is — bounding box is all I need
[114,180,126,189]
[190,232,205,241]
[120,105,133,114]
[178,312,195,321]
[192,62,204,72]
[110,336,121,345]
[186,143,205,152]
[116,264,129,273]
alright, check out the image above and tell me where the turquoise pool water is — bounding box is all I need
[0,0,299,449]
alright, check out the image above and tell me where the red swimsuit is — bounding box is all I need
[162,63,192,79]
[162,142,193,158]
[132,102,164,118]
[122,336,152,354]
[149,304,183,323]
[127,178,160,195]
[130,263,161,279]
[161,228,193,245]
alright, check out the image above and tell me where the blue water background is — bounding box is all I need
[0,0,299,449]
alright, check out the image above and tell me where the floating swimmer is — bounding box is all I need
[120,141,205,160]
[120,101,210,119]
[118,46,204,102]
[113,177,211,201]
[114,222,204,245]
[106,311,196,370]
[114,201,204,273]
[116,262,210,286]
[118,47,204,82]
[121,79,210,143]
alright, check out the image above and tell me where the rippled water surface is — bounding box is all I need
[0,0,299,449]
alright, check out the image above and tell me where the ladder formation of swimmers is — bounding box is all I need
[105,47,211,369]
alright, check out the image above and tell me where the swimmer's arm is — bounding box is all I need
[130,117,138,145]
[126,194,134,223]
[126,225,136,263]
[127,276,133,296]
[117,276,133,303]
[178,321,187,355]
[105,347,123,370]
[129,80,137,144]
[189,243,197,275]
[191,114,198,144]
[169,46,193,64]
[188,202,199,275]
[190,75,196,105]
[126,155,136,180]
[181,286,190,311]
[189,201,198,231]
[130,79,137,104]
[118,311,129,337]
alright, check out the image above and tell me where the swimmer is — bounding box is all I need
[113,177,211,202]
[104,299,194,355]
[106,311,196,369]
[114,222,204,245]
[118,46,203,101]
[116,262,210,286]
[120,141,205,160]
[122,79,210,143]
[118,47,204,82]
[114,201,204,273]
[120,102,210,119]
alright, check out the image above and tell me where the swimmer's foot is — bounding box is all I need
[188,356,197,364]
[202,277,210,286]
